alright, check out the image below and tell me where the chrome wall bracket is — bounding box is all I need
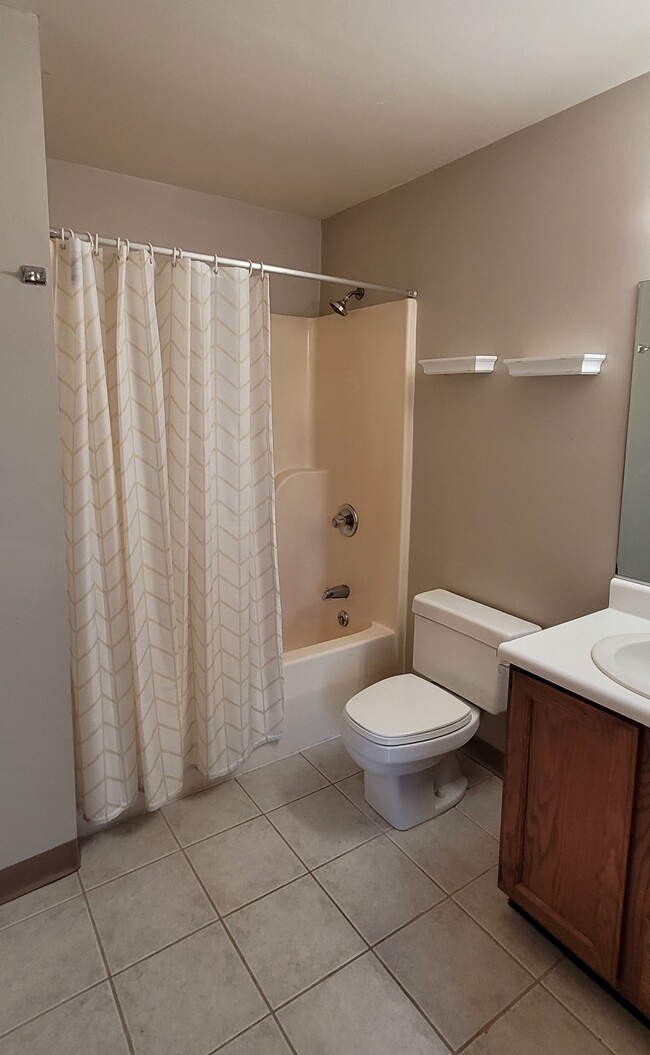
[21,265,47,285]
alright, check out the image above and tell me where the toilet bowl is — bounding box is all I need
[340,591,540,830]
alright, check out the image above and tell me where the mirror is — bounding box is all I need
[618,281,650,583]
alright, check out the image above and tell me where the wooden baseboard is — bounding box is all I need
[0,838,80,907]
[463,737,505,778]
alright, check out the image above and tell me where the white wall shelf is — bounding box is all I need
[419,356,497,375]
[503,354,606,377]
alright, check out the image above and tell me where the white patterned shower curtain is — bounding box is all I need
[51,237,284,824]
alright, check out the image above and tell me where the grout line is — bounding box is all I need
[80,887,137,1055]
[82,834,220,979]
[104,921,219,979]
[447,896,538,983]
[454,978,538,1053]
[0,887,83,934]
[455,802,502,841]
[299,743,363,784]
[308,872,373,951]
[270,1016,302,1055]
[264,807,383,871]
[449,859,499,895]
[267,948,370,1014]
[233,779,331,815]
[368,946,453,1052]
[536,976,624,1055]
[220,873,309,920]
[161,808,301,1055]
[0,980,108,1043]
[173,813,264,854]
[366,896,449,949]
[207,1013,300,1055]
[163,783,409,1049]
[79,846,179,893]
[235,743,329,779]
[206,1015,273,1054]
[333,781,392,831]
[385,814,500,895]
[229,776,276,811]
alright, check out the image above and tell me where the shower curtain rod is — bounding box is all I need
[49,228,417,299]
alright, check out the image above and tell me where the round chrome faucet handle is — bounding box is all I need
[331,504,358,537]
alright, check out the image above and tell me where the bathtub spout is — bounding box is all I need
[322,584,350,600]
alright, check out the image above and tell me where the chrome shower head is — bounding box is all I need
[328,287,365,316]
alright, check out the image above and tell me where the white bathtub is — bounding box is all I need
[236,621,398,774]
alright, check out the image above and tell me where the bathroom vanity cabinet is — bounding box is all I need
[499,668,650,1017]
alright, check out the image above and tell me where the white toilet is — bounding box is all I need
[340,590,540,829]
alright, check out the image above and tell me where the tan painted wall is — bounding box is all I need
[321,73,650,644]
[0,6,77,869]
[46,159,322,317]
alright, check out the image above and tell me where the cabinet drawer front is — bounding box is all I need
[499,670,638,982]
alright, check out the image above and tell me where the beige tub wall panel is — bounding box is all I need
[314,299,415,662]
[275,469,330,652]
[270,315,316,475]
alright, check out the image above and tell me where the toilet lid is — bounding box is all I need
[345,674,473,745]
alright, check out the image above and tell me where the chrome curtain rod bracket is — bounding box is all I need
[48,228,417,299]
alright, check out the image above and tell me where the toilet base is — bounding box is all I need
[364,751,468,830]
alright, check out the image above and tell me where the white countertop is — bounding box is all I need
[498,579,650,728]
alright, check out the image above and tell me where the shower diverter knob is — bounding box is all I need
[331,504,358,537]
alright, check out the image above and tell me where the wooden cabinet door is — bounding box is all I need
[617,726,650,1016]
[499,669,639,982]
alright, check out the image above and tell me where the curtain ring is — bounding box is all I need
[213,253,219,276]
[115,236,123,256]
[146,242,155,266]
[259,261,265,282]
[67,228,75,240]
[124,238,130,259]
[172,246,181,267]
[246,259,254,277]
[85,231,99,256]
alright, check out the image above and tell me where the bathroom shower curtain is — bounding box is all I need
[51,237,284,824]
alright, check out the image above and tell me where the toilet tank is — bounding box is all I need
[412,590,540,714]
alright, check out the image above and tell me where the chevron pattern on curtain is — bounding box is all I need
[51,237,284,824]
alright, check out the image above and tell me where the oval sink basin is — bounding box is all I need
[591,634,650,700]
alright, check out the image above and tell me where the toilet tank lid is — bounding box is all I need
[412,590,541,649]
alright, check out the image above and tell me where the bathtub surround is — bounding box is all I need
[46,159,322,317]
[0,6,77,893]
[272,302,416,658]
[232,302,415,774]
[51,237,284,823]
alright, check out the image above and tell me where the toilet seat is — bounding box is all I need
[344,673,472,746]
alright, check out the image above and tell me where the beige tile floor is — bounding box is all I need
[0,738,648,1055]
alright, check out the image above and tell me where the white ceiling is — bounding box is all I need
[10,0,650,218]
